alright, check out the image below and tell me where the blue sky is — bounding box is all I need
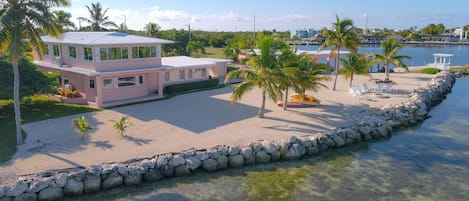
[62,0,469,31]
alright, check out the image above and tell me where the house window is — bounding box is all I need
[117,76,136,87]
[53,45,60,56]
[43,44,49,56]
[201,68,207,77]
[187,69,193,79]
[99,47,128,61]
[103,78,113,88]
[89,79,95,89]
[63,75,69,85]
[131,46,158,59]
[138,75,144,85]
[84,47,93,61]
[179,70,185,80]
[164,72,170,82]
[69,46,77,59]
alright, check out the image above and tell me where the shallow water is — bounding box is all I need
[67,79,469,201]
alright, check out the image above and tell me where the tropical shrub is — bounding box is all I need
[71,116,93,139]
[163,79,219,95]
[109,116,131,136]
[421,68,441,74]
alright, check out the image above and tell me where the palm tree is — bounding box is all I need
[77,2,117,31]
[340,53,370,87]
[224,36,283,118]
[109,116,132,136]
[373,38,411,78]
[145,22,161,37]
[54,10,75,31]
[72,116,93,140]
[0,0,68,145]
[319,14,361,91]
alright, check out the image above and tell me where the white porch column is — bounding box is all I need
[158,72,164,98]
[95,76,103,107]
[434,56,437,64]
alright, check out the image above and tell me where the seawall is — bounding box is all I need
[0,72,456,201]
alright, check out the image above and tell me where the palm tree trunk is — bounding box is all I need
[332,47,340,91]
[384,64,389,78]
[13,61,24,145]
[283,88,288,111]
[349,73,353,88]
[258,90,266,118]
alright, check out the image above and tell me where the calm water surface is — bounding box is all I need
[300,44,469,67]
[69,79,469,201]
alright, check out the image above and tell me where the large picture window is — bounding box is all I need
[117,76,136,87]
[103,78,113,88]
[179,70,185,80]
[84,47,93,61]
[100,47,128,61]
[69,46,77,59]
[131,46,158,59]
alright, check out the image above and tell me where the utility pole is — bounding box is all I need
[364,13,368,35]
[124,15,127,31]
[188,24,191,41]
[253,12,256,39]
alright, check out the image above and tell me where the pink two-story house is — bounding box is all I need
[34,32,231,108]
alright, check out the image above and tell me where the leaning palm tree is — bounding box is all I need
[78,2,117,31]
[340,53,371,87]
[319,14,361,91]
[373,38,411,78]
[0,0,69,145]
[54,10,75,31]
[224,36,283,118]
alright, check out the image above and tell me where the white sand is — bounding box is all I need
[1,73,434,175]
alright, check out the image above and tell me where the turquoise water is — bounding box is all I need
[300,44,469,67]
[68,79,469,201]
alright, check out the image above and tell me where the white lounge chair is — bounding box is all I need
[375,83,383,92]
[385,83,395,93]
[361,83,371,93]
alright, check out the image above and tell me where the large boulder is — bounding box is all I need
[332,136,345,147]
[216,155,228,169]
[283,143,305,160]
[156,155,169,168]
[169,155,186,167]
[14,192,36,201]
[174,165,191,177]
[195,151,210,161]
[6,181,28,197]
[228,145,241,156]
[185,156,201,171]
[0,186,4,197]
[64,178,84,195]
[101,172,123,190]
[254,151,271,164]
[28,178,51,193]
[160,165,174,177]
[124,168,142,186]
[228,154,244,167]
[51,173,67,188]
[261,141,279,154]
[140,159,155,171]
[117,165,128,177]
[240,146,253,158]
[88,165,102,176]
[143,169,164,181]
[201,158,217,172]
[83,175,101,193]
[38,187,63,201]
[270,151,281,161]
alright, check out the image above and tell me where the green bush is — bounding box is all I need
[164,79,220,95]
[421,68,441,74]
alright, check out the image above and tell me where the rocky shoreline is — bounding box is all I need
[0,72,456,201]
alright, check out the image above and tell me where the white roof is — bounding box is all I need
[433,53,454,57]
[296,49,351,56]
[196,58,232,63]
[41,32,174,46]
[162,56,216,68]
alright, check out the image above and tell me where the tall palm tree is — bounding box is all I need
[373,38,411,78]
[340,53,370,87]
[54,10,75,31]
[0,0,68,145]
[224,36,283,118]
[77,2,117,31]
[145,22,161,37]
[319,14,361,91]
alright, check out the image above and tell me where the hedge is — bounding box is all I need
[421,68,442,74]
[163,78,220,95]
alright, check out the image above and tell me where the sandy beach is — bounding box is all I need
[1,73,434,176]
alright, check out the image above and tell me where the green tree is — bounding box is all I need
[53,10,75,31]
[0,0,68,145]
[72,116,93,139]
[77,2,117,31]
[117,22,127,33]
[224,36,283,118]
[373,38,411,78]
[109,116,131,136]
[145,22,161,37]
[187,40,206,57]
[319,14,361,91]
[421,23,445,35]
[340,53,370,87]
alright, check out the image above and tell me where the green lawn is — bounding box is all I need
[204,47,228,59]
[409,66,469,73]
[0,95,98,163]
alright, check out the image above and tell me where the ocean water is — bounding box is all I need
[299,44,469,67]
[68,78,469,201]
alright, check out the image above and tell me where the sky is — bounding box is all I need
[61,0,469,32]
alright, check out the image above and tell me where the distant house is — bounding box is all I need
[360,35,386,44]
[420,34,459,42]
[34,32,231,107]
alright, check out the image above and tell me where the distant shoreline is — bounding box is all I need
[289,41,469,46]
